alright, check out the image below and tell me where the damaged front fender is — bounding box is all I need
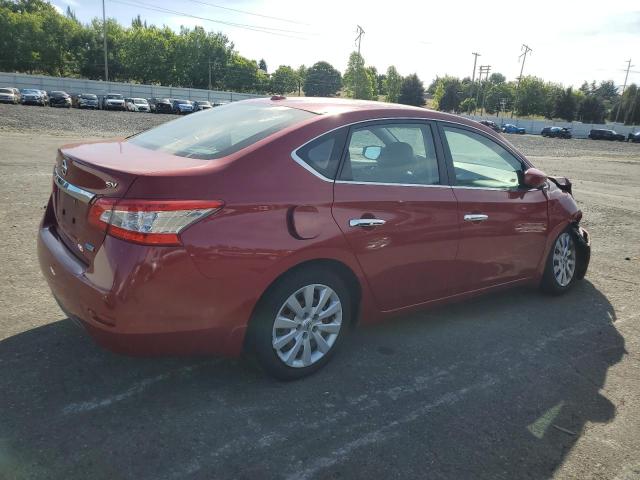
[571,223,591,280]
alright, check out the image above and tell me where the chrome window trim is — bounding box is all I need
[53,167,96,203]
[289,116,527,184]
[335,180,450,188]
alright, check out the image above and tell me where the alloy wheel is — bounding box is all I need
[552,232,576,287]
[272,284,342,368]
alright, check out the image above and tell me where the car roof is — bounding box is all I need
[240,97,490,129]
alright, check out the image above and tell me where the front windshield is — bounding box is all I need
[133,99,147,104]
[175,100,190,105]
[80,94,97,99]
[23,89,39,94]
[0,88,11,94]
[128,102,315,160]
[107,94,123,99]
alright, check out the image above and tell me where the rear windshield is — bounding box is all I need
[129,102,315,160]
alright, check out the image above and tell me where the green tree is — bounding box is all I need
[489,72,506,84]
[579,96,606,123]
[258,58,267,72]
[304,61,341,97]
[384,65,402,103]
[398,73,425,107]
[554,87,577,122]
[433,75,461,112]
[484,83,514,115]
[271,65,297,95]
[514,76,547,116]
[295,65,307,96]
[459,97,476,114]
[343,52,374,100]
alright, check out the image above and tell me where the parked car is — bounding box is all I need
[20,88,47,106]
[194,100,212,111]
[588,129,625,141]
[502,123,526,134]
[541,127,572,139]
[172,99,194,114]
[49,91,72,108]
[102,93,126,111]
[125,97,151,112]
[37,98,591,379]
[148,97,173,114]
[0,87,20,104]
[479,120,501,132]
[77,93,99,109]
[628,132,640,143]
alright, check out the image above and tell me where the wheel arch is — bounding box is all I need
[244,258,363,352]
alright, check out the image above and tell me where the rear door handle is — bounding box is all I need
[463,214,489,222]
[349,218,386,228]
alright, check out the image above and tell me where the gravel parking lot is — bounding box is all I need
[1,103,639,480]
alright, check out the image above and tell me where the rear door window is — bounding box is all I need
[294,129,347,179]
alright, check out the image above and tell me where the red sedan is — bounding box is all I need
[38,97,590,379]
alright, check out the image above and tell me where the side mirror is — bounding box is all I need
[362,145,382,160]
[523,167,548,189]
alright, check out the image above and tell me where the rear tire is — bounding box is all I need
[248,267,352,380]
[541,228,578,295]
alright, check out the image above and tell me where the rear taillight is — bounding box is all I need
[89,199,224,245]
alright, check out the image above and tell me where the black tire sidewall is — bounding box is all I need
[249,267,352,380]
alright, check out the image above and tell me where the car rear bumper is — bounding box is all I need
[37,209,248,357]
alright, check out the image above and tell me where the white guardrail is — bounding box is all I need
[461,113,639,138]
[0,71,265,104]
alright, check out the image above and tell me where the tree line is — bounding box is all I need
[429,74,640,125]
[0,0,426,105]
[1,0,637,123]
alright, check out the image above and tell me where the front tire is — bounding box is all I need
[541,229,578,295]
[248,267,351,380]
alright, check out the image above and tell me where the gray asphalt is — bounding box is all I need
[1,106,639,480]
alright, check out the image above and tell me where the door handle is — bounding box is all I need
[463,214,489,222]
[349,218,386,228]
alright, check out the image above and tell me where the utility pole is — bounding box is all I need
[512,44,532,118]
[355,25,365,56]
[354,25,365,97]
[102,0,109,83]
[208,59,212,90]
[615,58,634,123]
[471,52,481,83]
[480,65,491,115]
[476,65,490,115]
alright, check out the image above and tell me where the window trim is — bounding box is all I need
[337,119,447,187]
[290,127,348,181]
[289,117,531,189]
[436,120,532,191]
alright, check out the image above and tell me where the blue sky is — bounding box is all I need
[50,0,640,89]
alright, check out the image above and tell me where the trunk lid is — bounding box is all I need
[52,139,213,263]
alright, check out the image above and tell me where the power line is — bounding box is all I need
[181,0,309,26]
[107,0,310,39]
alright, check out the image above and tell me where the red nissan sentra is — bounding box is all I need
[38,97,590,379]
